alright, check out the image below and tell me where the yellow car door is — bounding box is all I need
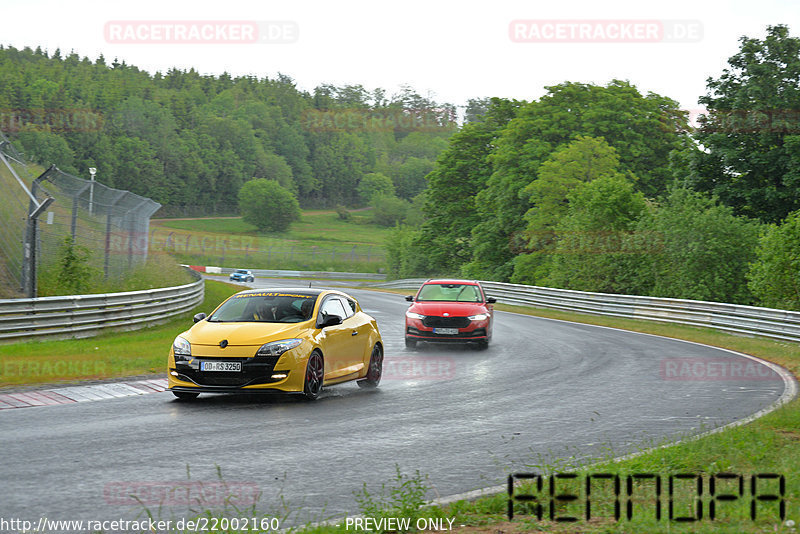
[340,296,371,371]
[316,296,352,381]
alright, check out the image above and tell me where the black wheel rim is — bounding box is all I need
[305,353,323,395]
[368,345,383,381]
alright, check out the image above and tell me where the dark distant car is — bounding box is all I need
[229,269,255,282]
[404,279,496,350]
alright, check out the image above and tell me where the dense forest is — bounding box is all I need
[0,45,456,211]
[390,25,800,310]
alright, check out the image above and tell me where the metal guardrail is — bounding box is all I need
[0,274,204,341]
[197,266,387,280]
[375,279,800,343]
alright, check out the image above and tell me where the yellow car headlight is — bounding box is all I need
[256,338,303,357]
[173,335,191,357]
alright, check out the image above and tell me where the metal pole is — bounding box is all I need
[24,167,56,297]
[0,148,39,205]
[88,168,97,215]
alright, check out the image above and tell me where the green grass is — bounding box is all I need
[151,211,390,272]
[37,251,195,297]
[155,210,389,245]
[0,280,239,387]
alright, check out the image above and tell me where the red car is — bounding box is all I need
[404,279,496,350]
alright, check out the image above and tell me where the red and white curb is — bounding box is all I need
[0,379,168,410]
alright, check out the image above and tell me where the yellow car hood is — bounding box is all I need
[187,320,308,346]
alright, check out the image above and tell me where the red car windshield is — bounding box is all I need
[416,283,482,302]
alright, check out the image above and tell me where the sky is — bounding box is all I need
[2,0,798,113]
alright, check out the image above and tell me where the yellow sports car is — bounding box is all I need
[168,288,383,400]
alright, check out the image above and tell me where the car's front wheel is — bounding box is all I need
[172,391,199,400]
[405,337,417,350]
[303,351,324,400]
[358,344,383,388]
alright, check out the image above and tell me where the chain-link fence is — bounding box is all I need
[0,131,33,297]
[0,131,161,297]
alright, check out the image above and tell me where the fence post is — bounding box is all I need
[24,169,57,297]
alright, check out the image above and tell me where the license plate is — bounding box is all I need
[200,361,242,372]
[433,327,459,335]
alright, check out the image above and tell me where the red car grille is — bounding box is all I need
[422,316,471,328]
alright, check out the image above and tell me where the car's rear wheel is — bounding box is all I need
[405,337,417,350]
[172,391,199,400]
[358,344,383,388]
[303,351,324,400]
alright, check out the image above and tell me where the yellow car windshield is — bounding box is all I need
[208,294,315,323]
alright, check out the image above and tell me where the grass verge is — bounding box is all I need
[150,211,390,272]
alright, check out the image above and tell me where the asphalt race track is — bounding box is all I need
[0,280,793,528]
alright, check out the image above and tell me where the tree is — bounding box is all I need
[238,179,300,232]
[511,136,629,284]
[693,25,800,223]
[254,151,296,193]
[748,210,800,310]
[371,195,410,227]
[636,188,761,304]
[465,81,689,281]
[55,236,99,294]
[522,136,627,248]
[539,175,646,293]
[308,132,370,205]
[392,157,434,199]
[16,128,76,172]
[464,98,492,123]
[408,98,520,276]
[110,136,167,202]
[357,172,395,204]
